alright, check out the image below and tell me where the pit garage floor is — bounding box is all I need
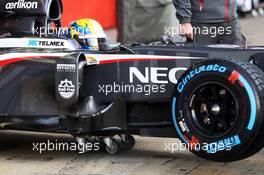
[1,17,264,175]
[0,131,263,175]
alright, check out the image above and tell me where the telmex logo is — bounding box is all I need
[28,40,65,47]
[5,0,38,10]
[129,67,187,84]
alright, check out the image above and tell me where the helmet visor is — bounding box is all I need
[78,38,99,50]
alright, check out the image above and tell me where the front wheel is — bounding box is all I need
[172,59,264,162]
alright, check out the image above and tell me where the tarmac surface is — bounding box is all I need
[0,17,264,175]
[240,16,264,45]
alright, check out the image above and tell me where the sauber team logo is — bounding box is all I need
[58,79,75,99]
[5,0,38,10]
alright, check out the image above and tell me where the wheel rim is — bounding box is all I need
[106,141,118,154]
[189,82,240,138]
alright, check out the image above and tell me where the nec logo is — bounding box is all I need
[5,0,38,10]
[129,67,187,84]
[28,40,65,47]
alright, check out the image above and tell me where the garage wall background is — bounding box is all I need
[61,0,117,29]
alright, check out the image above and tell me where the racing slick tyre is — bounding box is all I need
[172,59,264,162]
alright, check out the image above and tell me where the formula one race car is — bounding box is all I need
[1,0,264,162]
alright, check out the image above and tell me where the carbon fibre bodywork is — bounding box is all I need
[1,40,264,138]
